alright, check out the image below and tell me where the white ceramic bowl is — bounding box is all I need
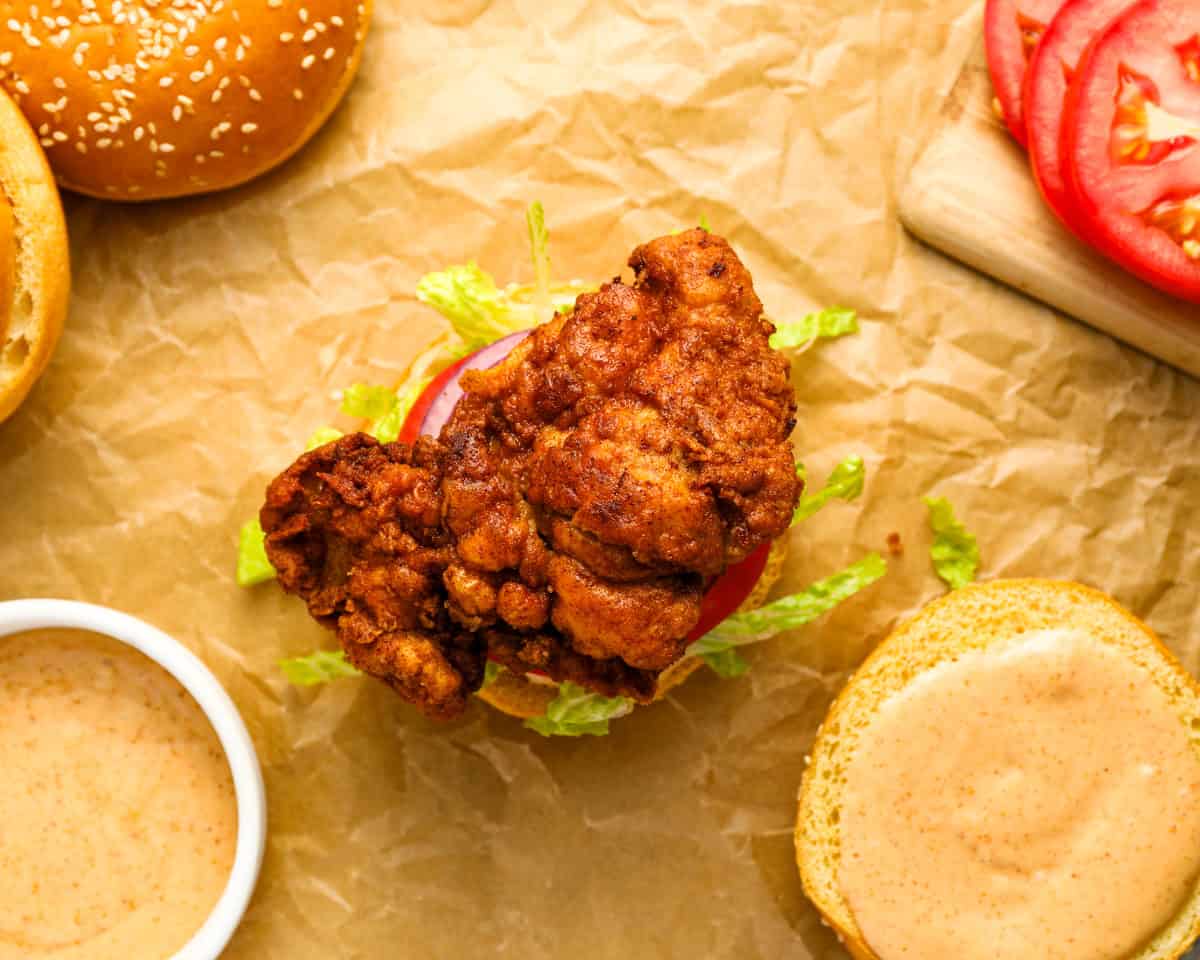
[0,598,267,960]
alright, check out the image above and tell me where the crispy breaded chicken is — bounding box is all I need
[261,229,800,720]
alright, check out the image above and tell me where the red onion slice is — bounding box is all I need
[418,330,530,437]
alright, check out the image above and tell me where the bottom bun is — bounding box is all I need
[0,86,69,424]
[479,537,790,719]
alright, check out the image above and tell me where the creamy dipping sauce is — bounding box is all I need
[838,628,1200,960]
[0,630,238,959]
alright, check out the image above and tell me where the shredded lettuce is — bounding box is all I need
[925,497,979,590]
[687,553,888,658]
[482,661,502,688]
[305,426,343,451]
[524,682,635,737]
[527,201,551,311]
[770,307,859,350]
[699,648,750,678]
[794,455,865,524]
[416,263,531,349]
[340,383,397,420]
[698,213,712,232]
[372,376,429,444]
[279,649,361,686]
[236,519,276,587]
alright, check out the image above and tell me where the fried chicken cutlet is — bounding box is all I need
[261,229,800,720]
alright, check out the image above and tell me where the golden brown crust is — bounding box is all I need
[795,579,1200,960]
[0,85,69,424]
[0,0,371,200]
[478,536,791,719]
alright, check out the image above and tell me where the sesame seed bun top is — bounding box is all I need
[0,0,371,201]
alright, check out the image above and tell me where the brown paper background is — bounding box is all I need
[2,1,1199,956]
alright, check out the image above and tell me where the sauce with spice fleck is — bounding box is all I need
[0,629,237,959]
[838,628,1200,960]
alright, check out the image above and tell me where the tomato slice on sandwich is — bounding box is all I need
[1024,0,1132,237]
[985,0,1067,146]
[1064,0,1200,302]
[399,336,776,640]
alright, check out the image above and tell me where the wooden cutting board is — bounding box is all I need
[899,44,1200,380]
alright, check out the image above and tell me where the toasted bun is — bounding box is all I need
[796,579,1200,960]
[479,537,791,719]
[0,87,69,424]
[0,0,371,201]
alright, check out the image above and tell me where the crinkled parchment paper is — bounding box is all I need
[2,1,1199,957]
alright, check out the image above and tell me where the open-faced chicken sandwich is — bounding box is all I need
[238,207,883,735]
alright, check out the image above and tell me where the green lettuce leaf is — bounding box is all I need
[524,682,634,737]
[770,307,859,350]
[371,376,429,444]
[279,649,361,686]
[698,213,712,232]
[305,426,343,451]
[236,519,276,587]
[527,201,551,309]
[416,263,530,349]
[699,648,750,678]
[482,661,502,688]
[925,496,979,590]
[687,553,888,657]
[794,455,865,523]
[340,383,397,420]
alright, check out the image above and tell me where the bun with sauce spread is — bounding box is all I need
[0,0,371,200]
[797,579,1200,960]
[0,85,69,424]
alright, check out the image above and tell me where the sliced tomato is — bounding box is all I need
[1024,0,1132,236]
[1064,0,1200,302]
[400,343,773,638]
[686,542,772,643]
[396,353,472,444]
[985,0,1068,146]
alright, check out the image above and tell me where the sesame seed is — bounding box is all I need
[75,142,86,153]
[39,137,53,147]
[238,74,250,87]
[292,87,303,99]
[299,7,308,21]
[268,0,281,6]
[211,89,222,102]
[97,136,112,147]
[171,104,181,121]
[315,21,326,32]
[159,142,174,153]
[52,131,67,141]
[52,76,65,89]
[330,14,344,26]
[214,36,227,50]
[241,121,257,133]
[189,70,204,82]
[280,31,293,42]
[209,149,223,157]
[134,126,144,140]
[323,46,334,60]
[301,53,314,68]
[302,27,316,42]
[249,88,261,100]
[185,43,199,56]
[0,52,10,65]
